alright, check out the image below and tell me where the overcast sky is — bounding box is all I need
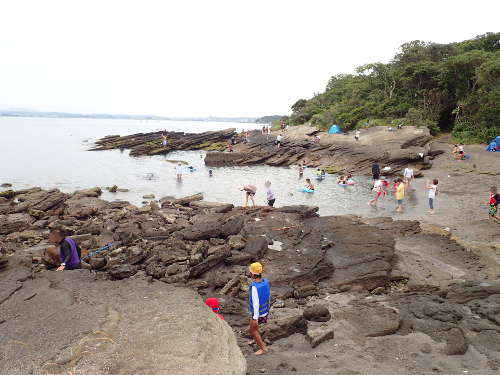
[0,0,498,117]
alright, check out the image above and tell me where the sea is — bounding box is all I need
[0,116,417,216]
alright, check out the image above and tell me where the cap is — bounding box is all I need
[249,262,263,275]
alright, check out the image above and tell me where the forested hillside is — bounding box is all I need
[287,33,499,143]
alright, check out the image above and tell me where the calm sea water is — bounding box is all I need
[0,116,427,216]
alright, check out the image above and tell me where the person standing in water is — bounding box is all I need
[298,163,304,178]
[175,163,183,181]
[369,177,387,206]
[426,178,438,215]
[372,161,380,182]
[248,262,271,356]
[264,181,275,207]
[240,184,257,208]
[395,178,405,212]
[403,164,414,189]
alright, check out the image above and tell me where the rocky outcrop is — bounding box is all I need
[204,127,436,175]
[91,128,236,156]
[3,186,500,374]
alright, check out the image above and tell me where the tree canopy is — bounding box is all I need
[288,33,500,143]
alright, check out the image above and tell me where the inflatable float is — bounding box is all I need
[300,188,315,193]
[188,167,197,172]
[315,176,326,180]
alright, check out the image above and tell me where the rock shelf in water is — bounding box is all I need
[90,128,236,156]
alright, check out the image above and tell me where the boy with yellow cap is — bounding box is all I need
[248,262,271,355]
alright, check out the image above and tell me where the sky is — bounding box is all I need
[0,0,498,118]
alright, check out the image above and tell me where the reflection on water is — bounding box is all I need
[1,116,432,218]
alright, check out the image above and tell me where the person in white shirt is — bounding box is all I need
[403,165,414,188]
[369,178,387,206]
[175,163,183,180]
[264,181,275,207]
[354,130,361,141]
[276,134,283,149]
[427,178,439,215]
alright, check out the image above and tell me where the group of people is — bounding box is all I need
[452,144,466,160]
[370,162,439,214]
[368,162,439,215]
[240,182,276,208]
[337,174,354,185]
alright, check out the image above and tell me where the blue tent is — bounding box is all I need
[328,124,342,134]
[485,136,500,152]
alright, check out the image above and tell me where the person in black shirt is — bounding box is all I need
[372,161,380,181]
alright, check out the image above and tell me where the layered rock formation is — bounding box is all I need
[1,187,499,374]
[205,127,442,175]
[91,128,236,156]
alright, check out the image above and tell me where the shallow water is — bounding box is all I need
[1,116,434,217]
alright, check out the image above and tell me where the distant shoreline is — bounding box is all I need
[0,111,257,123]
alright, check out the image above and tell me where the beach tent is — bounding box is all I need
[485,136,500,152]
[328,124,342,134]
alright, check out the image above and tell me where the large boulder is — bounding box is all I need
[190,201,234,213]
[0,266,246,375]
[261,313,308,341]
[181,217,223,241]
[13,189,68,213]
[242,236,268,259]
[0,213,34,235]
[64,196,109,219]
[319,216,395,289]
[444,328,469,355]
[335,304,401,337]
[306,326,334,348]
[303,304,331,322]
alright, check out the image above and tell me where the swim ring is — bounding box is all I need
[300,188,315,193]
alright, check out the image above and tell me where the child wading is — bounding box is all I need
[427,179,438,215]
[395,178,405,212]
[305,178,315,191]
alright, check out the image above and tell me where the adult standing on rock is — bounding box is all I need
[372,161,380,182]
[248,262,271,355]
[48,228,81,271]
[240,184,257,208]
